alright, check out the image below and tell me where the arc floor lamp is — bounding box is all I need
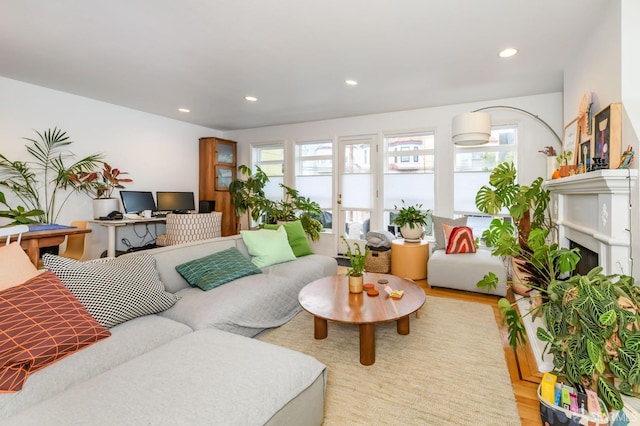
[452,105,563,148]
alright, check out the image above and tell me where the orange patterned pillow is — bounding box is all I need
[443,224,476,254]
[0,271,111,392]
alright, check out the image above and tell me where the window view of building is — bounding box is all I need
[383,131,435,234]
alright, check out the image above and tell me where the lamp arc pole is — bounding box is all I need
[473,105,563,149]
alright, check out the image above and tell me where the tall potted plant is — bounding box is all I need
[0,127,103,223]
[475,161,636,413]
[229,165,323,240]
[392,200,430,241]
[341,236,369,293]
[67,162,132,219]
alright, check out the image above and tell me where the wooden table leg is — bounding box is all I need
[25,240,40,267]
[313,316,328,339]
[359,323,375,365]
[397,315,410,335]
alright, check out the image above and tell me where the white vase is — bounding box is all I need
[92,198,120,219]
[400,224,423,241]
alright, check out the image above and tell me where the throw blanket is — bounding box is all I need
[365,231,396,249]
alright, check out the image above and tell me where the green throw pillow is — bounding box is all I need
[240,226,297,268]
[175,247,262,291]
[263,220,313,257]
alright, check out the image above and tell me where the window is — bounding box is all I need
[252,142,285,210]
[295,139,333,231]
[383,131,435,233]
[453,125,517,215]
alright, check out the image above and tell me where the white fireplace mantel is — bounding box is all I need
[545,169,637,276]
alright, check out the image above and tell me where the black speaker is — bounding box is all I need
[199,200,216,213]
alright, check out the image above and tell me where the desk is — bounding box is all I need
[89,218,166,257]
[15,227,92,267]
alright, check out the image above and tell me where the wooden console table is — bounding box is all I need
[13,227,92,266]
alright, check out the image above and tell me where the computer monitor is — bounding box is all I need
[119,191,157,214]
[156,191,196,213]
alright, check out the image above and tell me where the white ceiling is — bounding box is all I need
[0,0,608,131]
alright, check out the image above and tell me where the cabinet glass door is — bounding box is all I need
[217,142,235,164]
[216,165,234,191]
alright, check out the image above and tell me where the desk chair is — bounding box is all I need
[1,224,30,245]
[156,212,222,247]
[60,221,89,260]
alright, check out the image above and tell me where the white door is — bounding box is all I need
[337,134,376,254]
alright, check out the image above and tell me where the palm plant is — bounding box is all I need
[0,128,103,223]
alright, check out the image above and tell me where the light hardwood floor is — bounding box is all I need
[337,267,541,425]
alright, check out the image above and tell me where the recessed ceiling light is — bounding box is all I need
[499,48,518,58]
[245,96,258,102]
[345,79,358,86]
[178,108,190,113]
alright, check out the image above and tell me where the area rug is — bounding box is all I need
[258,296,521,425]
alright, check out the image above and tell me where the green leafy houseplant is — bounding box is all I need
[495,266,638,411]
[0,128,103,224]
[475,161,636,411]
[229,165,323,241]
[0,191,44,224]
[392,200,430,229]
[340,236,369,277]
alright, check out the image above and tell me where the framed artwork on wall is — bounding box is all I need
[593,103,622,169]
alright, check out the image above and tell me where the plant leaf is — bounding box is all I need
[598,376,624,410]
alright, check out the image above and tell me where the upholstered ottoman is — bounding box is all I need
[427,248,507,296]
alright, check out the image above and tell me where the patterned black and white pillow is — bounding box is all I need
[42,253,179,328]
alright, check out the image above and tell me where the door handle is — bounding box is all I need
[337,194,342,205]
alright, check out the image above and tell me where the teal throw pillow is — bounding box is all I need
[263,220,313,257]
[175,247,262,291]
[240,226,297,268]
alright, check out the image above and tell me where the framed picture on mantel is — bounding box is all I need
[593,103,622,169]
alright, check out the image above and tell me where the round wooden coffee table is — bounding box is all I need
[298,272,426,365]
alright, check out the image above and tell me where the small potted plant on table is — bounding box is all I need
[341,236,369,293]
[392,200,430,241]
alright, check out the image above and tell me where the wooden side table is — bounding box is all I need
[390,239,429,280]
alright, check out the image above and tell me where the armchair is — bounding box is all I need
[156,212,222,247]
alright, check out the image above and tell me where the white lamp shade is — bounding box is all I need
[452,112,491,146]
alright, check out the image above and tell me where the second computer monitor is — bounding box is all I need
[156,191,195,213]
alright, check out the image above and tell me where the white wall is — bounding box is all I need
[225,92,563,256]
[563,0,640,279]
[0,77,221,259]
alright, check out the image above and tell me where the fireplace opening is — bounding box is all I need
[569,240,599,275]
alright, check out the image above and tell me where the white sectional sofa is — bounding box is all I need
[0,235,337,425]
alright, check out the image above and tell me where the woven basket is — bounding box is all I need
[365,249,391,273]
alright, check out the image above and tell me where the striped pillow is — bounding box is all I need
[443,224,476,254]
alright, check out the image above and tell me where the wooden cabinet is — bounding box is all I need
[199,137,238,236]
